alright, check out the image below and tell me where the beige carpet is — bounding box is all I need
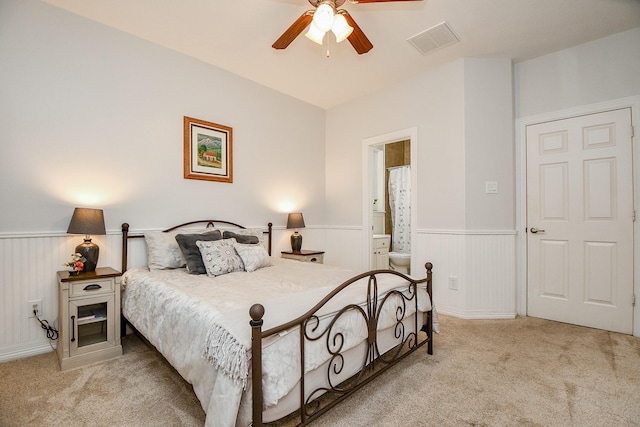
[1,315,639,426]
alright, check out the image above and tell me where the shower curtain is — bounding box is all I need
[388,166,411,253]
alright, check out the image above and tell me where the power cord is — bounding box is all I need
[34,310,59,341]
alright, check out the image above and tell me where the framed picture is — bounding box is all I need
[183,116,233,183]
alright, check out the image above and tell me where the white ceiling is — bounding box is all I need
[42,0,640,109]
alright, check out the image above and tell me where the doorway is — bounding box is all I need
[526,108,634,333]
[362,128,418,272]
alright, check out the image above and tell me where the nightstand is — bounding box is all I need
[57,267,123,370]
[281,250,324,264]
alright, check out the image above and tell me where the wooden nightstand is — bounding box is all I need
[57,267,123,370]
[281,250,324,264]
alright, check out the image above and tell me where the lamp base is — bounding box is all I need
[290,232,302,253]
[75,238,99,272]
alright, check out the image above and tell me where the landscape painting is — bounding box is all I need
[183,116,233,183]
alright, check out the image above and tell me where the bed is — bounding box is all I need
[120,220,434,426]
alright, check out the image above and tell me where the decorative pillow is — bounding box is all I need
[144,231,186,270]
[234,243,272,272]
[175,230,223,274]
[197,238,244,277]
[225,228,267,246]
[222,230,259,245]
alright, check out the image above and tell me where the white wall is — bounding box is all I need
[515,28,640,118]
[0,0,326,360]
[325,58,516,318]
[325,60,467,230]
[325,29,640,321]
[0,0,326,234]
[464,58,515,230]
[514,27,640,333]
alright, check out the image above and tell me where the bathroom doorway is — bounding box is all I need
[362,127,418,272]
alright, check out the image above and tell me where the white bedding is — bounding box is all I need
[122,257,432,427]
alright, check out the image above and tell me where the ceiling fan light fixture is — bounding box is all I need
[305,21,326,45]
[313,2,335,32]
[274,0,376,55]
[331,13,353,43]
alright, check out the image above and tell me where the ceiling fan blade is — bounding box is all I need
[349,0,423,3]
[340,11,373,54]
[272,11,314,50]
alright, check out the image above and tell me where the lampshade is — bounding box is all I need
[313,2,335,32]
[67,208,106,235]
[306,7,353,46]
[305,21,325,45]
[67,207,106,273]
[286,213,305,230]
[331,13,353,43]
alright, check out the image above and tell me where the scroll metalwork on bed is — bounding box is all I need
[251,263,433,426]
[301,273,425,418]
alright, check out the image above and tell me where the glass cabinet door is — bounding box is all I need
[69,295,115,356]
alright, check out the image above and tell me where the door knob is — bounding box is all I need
[530,227,546,234]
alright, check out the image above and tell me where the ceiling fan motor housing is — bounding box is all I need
[308,0,347,7]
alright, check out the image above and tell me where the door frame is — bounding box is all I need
[362,127,418,272]
[515,96,640,337]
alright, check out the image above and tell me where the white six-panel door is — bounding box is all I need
[527,108,634,334]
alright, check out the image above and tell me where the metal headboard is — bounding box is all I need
[121,220,273,272]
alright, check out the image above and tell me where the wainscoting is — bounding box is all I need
[418,230,517,319]
[0,225,303,362]
[0,226,517,362]
[323,227,518,319]
[0,232,122,362]
[323,226,365,270]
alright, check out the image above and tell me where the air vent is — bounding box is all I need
[407,21,459,55]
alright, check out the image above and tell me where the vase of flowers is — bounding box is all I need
[63,253,86,275]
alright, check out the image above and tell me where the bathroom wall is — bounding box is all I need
[384,140,410,250]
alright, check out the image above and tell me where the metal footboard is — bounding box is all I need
[250,262,433,426]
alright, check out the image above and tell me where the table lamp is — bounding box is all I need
[67,207,106,272]
[286,212,305,253]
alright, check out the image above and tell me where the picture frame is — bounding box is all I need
[183,116,233,183]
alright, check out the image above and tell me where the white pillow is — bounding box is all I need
[196,238,244,277]
[234,243,272,272]
[144,231,185,270]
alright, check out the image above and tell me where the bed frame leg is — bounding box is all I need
[250,304,265,427]
[427,312,433,355]
[121,223,129,273]
[425,262,433,355]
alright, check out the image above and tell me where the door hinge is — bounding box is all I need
[632,125,635,138]
[633,294,636,307]
[633,210,636,222]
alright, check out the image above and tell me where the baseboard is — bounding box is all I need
[437,306,516,320]
[0,342,56,363]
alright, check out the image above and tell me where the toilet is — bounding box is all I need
[389,252,411,274]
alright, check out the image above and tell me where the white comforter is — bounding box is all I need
[121,258,431,427]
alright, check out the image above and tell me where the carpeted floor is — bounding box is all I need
[0,332,205,427]
[1,315,639,426]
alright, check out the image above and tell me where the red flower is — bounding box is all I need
[74,261,84,271]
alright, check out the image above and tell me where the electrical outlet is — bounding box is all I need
[28,299,42,318]
[449,276,459,290]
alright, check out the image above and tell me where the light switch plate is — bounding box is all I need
[485,181,498,194]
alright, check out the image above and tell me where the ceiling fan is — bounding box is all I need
[272,0,423,55]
